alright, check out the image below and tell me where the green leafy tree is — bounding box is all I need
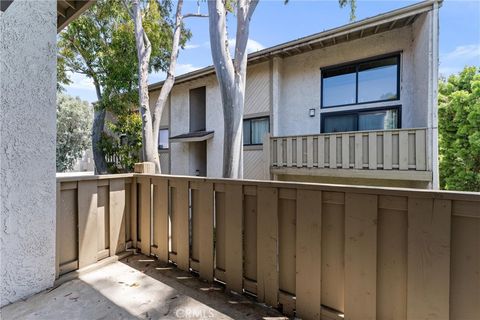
[56,93,92,172]
[438,66,480,191]
[99,112,143,173]
[124,0,196,173]
[58,0,177,173]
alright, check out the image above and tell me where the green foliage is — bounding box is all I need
[58,0,190,172]
[56,94,92,172]
[58,0,190,112]
[99,112,143,173]
[338,0,356,21]
[60,1,157,108]
[438,66,480,191]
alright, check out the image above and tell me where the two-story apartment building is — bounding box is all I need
[150,0,441,189]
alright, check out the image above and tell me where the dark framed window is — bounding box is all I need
[158,128,169,150]
[321,54,400,108]
[243,116,270,145]
[321,106,401,133]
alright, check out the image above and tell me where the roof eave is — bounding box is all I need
[57,0,96,33]
[148,0,439,92]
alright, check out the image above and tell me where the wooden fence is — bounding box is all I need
[269,128,428,171]
[56,173,480,320]
[56,174,134,276]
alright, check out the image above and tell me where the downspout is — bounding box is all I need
[429,0,440,189]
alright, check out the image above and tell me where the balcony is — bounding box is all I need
[4,170,479,319]
[266,128,433,184]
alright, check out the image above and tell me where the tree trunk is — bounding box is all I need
[126,0,205,174]
[208,0,257,178]
[131,0,160,171]
[152,0,185,174]
[92,82,108,174]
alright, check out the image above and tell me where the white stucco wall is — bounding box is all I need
[167,77,223,176]
[410,13,431,128]
[163,64,272,179]
[0,0,57,306]
[161,11,435,182]
[205,78,224,178]
[149,90,170,128]
[277,22,430,136]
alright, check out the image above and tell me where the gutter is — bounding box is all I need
[148,0,441,92]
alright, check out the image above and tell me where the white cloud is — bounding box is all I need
[228,38,265,54]
[148,63,203,83]
[441,44,480,62]
[66,72,95,90]
[63,72,98,103]
[440,44,480,76]
[176,63,202,74]
[184,43,201,50]
[183,38,265,55]
[245,39,266,53]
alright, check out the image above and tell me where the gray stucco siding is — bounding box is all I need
[1,0,57,306]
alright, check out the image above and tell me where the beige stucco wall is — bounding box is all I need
[149,90,170,128]
[154,11,436,183]
[277,22,430,136]
[0,0,57,306]
[161,63,272,179]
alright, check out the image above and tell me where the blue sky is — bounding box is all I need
[66,0,480,103]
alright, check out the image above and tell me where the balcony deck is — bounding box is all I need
[1,254,284,320]
[266,128,433,184]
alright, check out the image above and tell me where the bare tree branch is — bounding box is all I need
[183,13,208,19]
[247,0,259,21]
[152,0,186,160]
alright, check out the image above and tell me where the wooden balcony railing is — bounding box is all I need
[268,128,429,176]
[56,171,479,320]
[56,174,135,278]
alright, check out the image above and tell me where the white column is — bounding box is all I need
[429,1,440,189]
[0,0,57,306]
[271,56,282,137]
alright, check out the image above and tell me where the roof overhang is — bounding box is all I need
[0,1,95,33]
[0,1,14,12]
[149,0,442,92]
[170,131,215,143]
[57,0,96,33]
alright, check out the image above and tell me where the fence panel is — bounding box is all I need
[214,184,226,281]
[152,178,169,262]
[243,186,258,292]
[56,173,480,320]
[56,175,133,277]
[257,186,279,306]
[198,182,214,281]
[225,183,243,293]
[296,189,322,319]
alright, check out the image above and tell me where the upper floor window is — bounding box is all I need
[322,107,400,133]
[158,128,169,150]
[322,55,400,108]
[244,116,270,146]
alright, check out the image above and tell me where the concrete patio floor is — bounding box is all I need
[1,254,285,320]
